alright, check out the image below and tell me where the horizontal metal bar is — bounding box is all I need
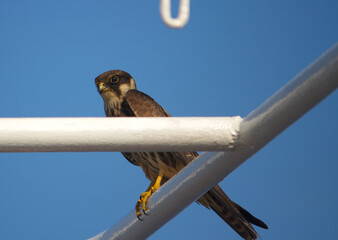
[89,43,338,240]
[0,117,241,152]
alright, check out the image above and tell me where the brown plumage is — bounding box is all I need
[95,70,268,239]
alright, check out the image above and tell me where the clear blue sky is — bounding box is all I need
[0,1,337,239]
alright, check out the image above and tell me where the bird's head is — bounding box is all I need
[95,70,136,98]
[95,70,137,116]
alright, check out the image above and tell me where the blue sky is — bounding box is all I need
[0,1,337,239]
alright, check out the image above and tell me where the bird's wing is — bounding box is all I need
[123,89,196,167]
[121,89,171,167]
[124,89,171,117]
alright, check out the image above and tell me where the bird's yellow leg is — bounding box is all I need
[142,171,163,211]
[136,179,154,219]
[136,171,164,219]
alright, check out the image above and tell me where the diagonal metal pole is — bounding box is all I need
[89,43,338,240]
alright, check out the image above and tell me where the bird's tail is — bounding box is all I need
[198,184,268,240]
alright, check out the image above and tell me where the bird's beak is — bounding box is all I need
[98,82,108,93]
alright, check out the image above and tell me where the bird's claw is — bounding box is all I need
[135,190,152,220]
[136,199,144,221]
[135,173,163,220]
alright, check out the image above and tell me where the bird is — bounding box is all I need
[95,69,268,240]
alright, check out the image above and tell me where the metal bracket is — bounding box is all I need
[160,0,190,28]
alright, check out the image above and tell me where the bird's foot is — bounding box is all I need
[135,172,163,220]
[135,188,154,219]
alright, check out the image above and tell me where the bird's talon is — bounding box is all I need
[143,208,150,216]
[136,190,152,219]
[134,173,163,219]
[136,202,144,221]
[137,214,144,221]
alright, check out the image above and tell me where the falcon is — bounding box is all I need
[95,70,268,239]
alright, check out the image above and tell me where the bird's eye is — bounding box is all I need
[109,75,119,84]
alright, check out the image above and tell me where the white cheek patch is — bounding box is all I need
[130,78,136,90]
[119,78,136,96]
[119,84,131,96]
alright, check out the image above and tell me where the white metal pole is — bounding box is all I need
[89,43,338,240]
[0,117,241,152]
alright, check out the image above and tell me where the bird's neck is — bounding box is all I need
[101,92,124,117]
